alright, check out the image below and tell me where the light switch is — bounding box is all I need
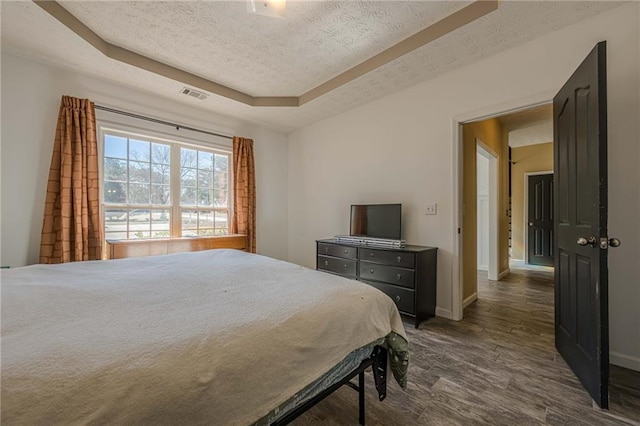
[425,203,437,215]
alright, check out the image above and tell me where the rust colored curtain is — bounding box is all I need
[40,96,103,263]
[231,137,256,253]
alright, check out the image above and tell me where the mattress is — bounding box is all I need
[1,249,408,425]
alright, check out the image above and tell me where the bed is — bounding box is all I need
[1,249,408,425]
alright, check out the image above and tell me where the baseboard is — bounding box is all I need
[611,351,640,372]
[463,292,478,308]
[498,268,510,280]
[435,307,452,319]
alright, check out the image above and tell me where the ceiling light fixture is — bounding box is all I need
[247,0,286,18]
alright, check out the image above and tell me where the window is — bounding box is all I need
[102,129,231,240]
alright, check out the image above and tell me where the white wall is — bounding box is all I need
[0,52,289,267]
[288,3,640,370]
[476,153,489,271]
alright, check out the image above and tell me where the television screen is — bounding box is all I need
[350,204,401,240]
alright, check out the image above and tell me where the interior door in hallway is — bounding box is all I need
[527,173,554,266]
[554,41,610,408]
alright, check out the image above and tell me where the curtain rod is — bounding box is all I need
[94,105,234,140]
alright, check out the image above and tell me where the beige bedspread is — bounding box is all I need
[1,249,407,425]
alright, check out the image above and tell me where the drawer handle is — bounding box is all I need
[344,264,348,269]
[324,247,328,253]
[370,268,374,274]
[396,256,402,263]
[395,295,401,302]
[344,249,349,254]
[369,252,374,257]
[396,273,402,280]
[324,260,328,266]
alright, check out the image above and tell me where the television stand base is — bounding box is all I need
[334,235,406,248]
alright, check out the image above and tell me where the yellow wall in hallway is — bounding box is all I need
[510,142,554,261]
[462,118,509,301]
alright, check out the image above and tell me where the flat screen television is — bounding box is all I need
[350,204,401,240]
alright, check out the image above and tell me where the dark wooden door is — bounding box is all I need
[554,41,609,408]
[528,174,554,266]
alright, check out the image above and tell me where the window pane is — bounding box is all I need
[105,231,127,240]
[152,143,170,165]
[129,184,150,204]
[129,209,150,222]
[215,210,228,231]
[129,139,150,162]
[215,172,228,190]
[181,148,197,168]
[182,229,197,237]
[181,168,196,188]
[181,187,196,206]
[104,158,127,181]
[198,189,213,207]
[151,210,170,238]
[104,135,127,159]
[128,209,150,239]
[214,189,227,207]
[105,209,127,222]
[198,151,213,170]
[182,210,198,230]
[129,230,150,239]
[199,229,215,236]
[129,161,150,184]
[215,154,228,173]
[198,169,213,188]
[198,211,214,228]
[151,163,170,184]
[104,181,127,203]
[105,209,127,235]
[151,184,170,205]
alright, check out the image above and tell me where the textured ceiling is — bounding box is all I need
[59,1,471,97]
[500,104,553,148]
[1,1,625,133]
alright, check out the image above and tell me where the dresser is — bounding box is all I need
[316,239,437,328]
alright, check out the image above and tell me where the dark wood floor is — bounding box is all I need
[295,264,640,425]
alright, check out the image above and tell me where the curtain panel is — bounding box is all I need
[40,96,103,263]
[231,137,256,253]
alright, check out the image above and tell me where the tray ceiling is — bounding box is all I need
[1,1,624,132]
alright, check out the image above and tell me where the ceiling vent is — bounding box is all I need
[180,87,208,100]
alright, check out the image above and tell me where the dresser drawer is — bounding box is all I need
[359,262,415,289]
[359,248,415,268]
[317,255,357,278]
[362,280,415,314]
[317,243,358,260]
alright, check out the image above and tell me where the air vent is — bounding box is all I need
[180,87,208,100]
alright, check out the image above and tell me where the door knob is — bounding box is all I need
[600,237,621,249]
[577,236,597,247]
[600,238,620,248]
[609,238,621,247]
[529,222,534,226]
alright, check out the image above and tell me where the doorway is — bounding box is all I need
[458,104,553,314]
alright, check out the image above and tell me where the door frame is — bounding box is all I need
[451,92,555,320]
[524,170,554,264]
[476,141,499,281]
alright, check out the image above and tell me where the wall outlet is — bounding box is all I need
[425,202,437,215]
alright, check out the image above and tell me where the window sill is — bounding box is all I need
[106,234,247,259]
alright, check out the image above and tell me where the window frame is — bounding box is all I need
[97,119,234,241]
